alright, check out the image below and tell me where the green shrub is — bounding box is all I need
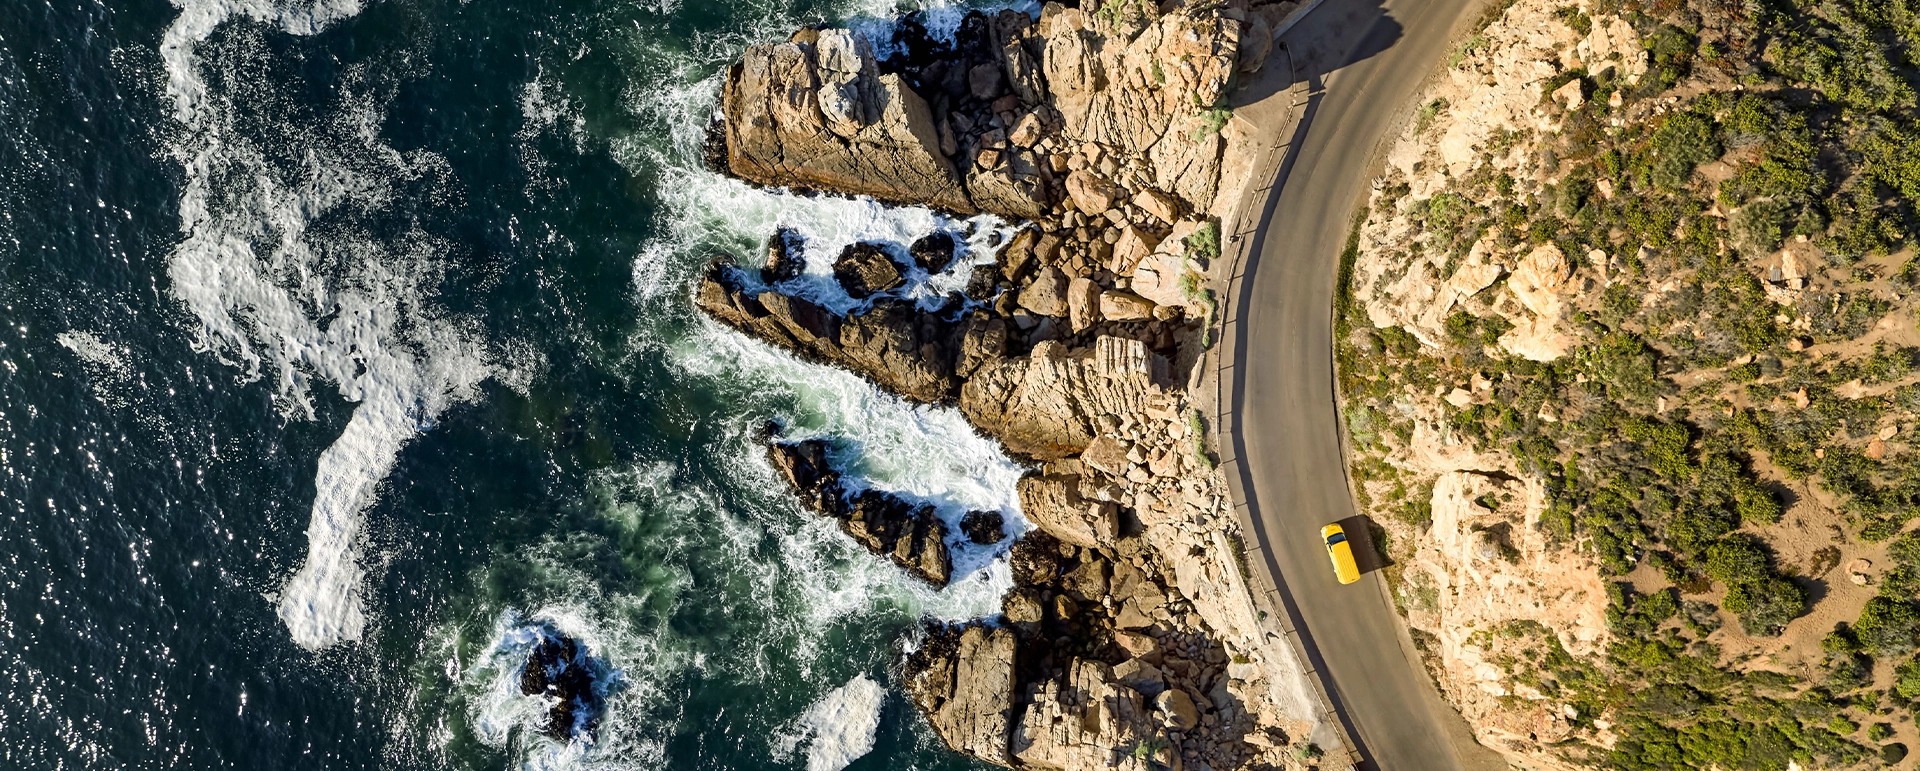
[1857,597,1920,656]
[1706,536,1807,636]
[1649,111,1720,189]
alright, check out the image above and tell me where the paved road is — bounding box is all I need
[1221,0,1502,769]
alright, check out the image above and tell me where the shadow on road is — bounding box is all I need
[1345,515,1395,574]
[1234,0,1403,108]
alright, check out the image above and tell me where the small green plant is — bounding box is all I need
[1184,220,1220,263]
[1192,106,1232,140]
[1414,98,1448,133]
[1553,6,1592,36]
[1188,409,1215,470]
[1131,737,1169,760]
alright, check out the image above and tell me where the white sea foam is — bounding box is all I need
[160,0,494,648]
[771,675,887,771]
[56,330,135,406]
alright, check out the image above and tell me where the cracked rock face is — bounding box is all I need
[719,28,972,213]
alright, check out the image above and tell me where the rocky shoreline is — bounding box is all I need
[697,3,1333,768]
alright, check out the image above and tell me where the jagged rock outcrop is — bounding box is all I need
[765,433,955,586]
[905,531,1271,771]
[1399,472,1607,766]
[961,510,1008,545]
[709,4,1250,223]
[834,242,908,299]
[518,628,604,741]
[905,624,1019,765]
[961,336,1174,460]
[719,28,973,212]
[696,262,964,403]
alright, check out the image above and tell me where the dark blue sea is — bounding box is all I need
[0,0,1027,767]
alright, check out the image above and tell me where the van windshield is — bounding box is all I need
[1326,533,1347,546]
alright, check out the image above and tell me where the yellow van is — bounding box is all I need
[1321,524,1362,585]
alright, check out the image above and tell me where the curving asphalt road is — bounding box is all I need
[1220,0,1508,769]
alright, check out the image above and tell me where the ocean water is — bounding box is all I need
[0,0,1023,768]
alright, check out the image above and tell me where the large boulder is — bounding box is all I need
[961,337,1172,460]
[1018,473,1119,548]
[835,242,907,298]
[1019,266,1071,317]
[718,30,973,213]
[904,624,1018,766]
[911,231,959,274]
[518,628,604,741]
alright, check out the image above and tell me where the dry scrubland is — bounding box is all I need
[1339,0,1920,768]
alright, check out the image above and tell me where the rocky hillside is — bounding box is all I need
[1340,0,1920,768]
[699,2,1337,769]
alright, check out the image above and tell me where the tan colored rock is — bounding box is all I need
[906,624,1016,765]
[1408,471,1610,761]
[1551,78,1584,111]
[1850,559,1875,586]
[1018,474,1118,548]
[1065,169,1120,213]
[1113,630,1160,660]
[1020,266,1070,317]
[1113,658,1168,697]
[1155,688,1200,730]
[1130,250,1192,309]
[1099,291,1156,321]
[1009,111,1046,147]
[1109,225,1160,275]
[720,33,971,213]
[1067,276,1101,333]
[961,337,1172,460]
[968,146,1054,221]
[1507,243,1571,317]
[1448,261,1505,298]
[1012,659,1159,770]
[1133,188,1180,224]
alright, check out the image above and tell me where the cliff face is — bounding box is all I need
[699,2,1336,769]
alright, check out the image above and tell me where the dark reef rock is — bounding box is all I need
[960,510,1006,545]
[518,629,603,741]
[833,242,907,299]
[766,435,952,586]
[763,227,805,283]
[911,231,959,274]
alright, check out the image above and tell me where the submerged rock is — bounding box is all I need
[518,629,603,741]
[960,510,1006,545]
[911,231,959,274]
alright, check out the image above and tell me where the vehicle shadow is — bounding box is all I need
[1341,515,1395,575]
